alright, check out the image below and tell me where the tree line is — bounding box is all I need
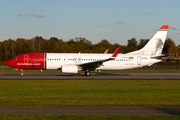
[0,36,179,65]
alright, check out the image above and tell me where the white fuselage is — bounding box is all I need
[46,53,161,70]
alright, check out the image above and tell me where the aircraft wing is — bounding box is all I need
[77,47,120,70]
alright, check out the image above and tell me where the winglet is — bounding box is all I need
[104,49,109,54]
[111,47,120,58]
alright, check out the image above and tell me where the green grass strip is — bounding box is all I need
[0,80,180,107]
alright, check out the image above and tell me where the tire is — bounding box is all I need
[85,71,91,76]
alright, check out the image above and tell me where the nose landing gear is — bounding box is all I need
[14,68,23,76]
[20,72,24,76]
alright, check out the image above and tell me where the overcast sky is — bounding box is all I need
[0,0,180,45]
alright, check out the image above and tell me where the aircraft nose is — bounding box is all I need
[5,60,12,66]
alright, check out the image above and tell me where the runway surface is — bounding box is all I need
[0,107,180,115]
[0,73,180,80]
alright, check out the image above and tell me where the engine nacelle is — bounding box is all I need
[61,64,78,73]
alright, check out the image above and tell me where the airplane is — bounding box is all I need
[5,25,169,76]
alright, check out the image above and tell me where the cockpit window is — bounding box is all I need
[12,57,18,60]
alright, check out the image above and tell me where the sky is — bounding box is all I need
[0,0,180,45]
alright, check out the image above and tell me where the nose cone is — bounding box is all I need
[5,60,12,67]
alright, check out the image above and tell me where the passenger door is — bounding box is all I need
[137,56,141,65]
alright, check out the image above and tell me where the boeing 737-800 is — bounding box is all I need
[6,25,169,76]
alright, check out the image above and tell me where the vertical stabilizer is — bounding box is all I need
[127,25,169,56]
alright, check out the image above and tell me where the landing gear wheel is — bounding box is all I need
[20,73,24,76]
[85,71,91,76]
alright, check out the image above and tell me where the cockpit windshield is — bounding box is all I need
[12,57,18,60]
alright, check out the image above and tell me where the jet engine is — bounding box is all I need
[61,64,78,73]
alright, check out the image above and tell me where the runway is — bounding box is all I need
[0,107,180,115]
[0,73,180,80]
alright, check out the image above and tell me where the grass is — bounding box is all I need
[0,80,180,107]
[0,115,180,120]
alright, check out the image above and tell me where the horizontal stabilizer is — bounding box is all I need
[150,54,167,59]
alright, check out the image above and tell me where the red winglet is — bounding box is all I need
[112,47,120,58]
[104,49,109,54]
[160,25,169,30]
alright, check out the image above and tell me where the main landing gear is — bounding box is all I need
[85,71,91,76]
